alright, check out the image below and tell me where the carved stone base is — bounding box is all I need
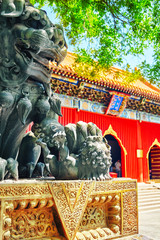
[0,178,138,240]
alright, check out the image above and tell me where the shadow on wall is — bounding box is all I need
[105,134,122,177]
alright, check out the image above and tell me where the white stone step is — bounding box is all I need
[138,184,159,189]
[139,199,160,206]
[138,186,156,190]
[137,183,160,212]
[138,192,160,198]
[138,194,160,200]
[138,190,160,196]
[138,203,160,212]
[138,199,160,205]
[138,188,159,192]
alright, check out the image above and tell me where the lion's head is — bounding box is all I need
[0,2,67,88]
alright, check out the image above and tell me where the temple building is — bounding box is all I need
[50,52,160,182]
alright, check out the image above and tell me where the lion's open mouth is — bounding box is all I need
[27,46,67,82]
[29,51,52,78]
[38,47,65,65]
[15,36,67,87]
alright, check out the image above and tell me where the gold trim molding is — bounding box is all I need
[103,125,127,176]
[103,125,127,156]
[103,124,117,138]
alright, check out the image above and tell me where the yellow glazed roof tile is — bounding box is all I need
[50,52,160,101]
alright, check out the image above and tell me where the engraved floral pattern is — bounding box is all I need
[123,191,138,235]
[49,181,94,240]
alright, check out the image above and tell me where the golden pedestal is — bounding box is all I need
[0,179,138,240]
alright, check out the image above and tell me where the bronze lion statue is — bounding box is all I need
[0,0,67,178]
[0,0,112,181]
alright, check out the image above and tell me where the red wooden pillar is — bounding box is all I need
[137,121,144,182]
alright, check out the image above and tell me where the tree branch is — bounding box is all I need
[101,0,130,25]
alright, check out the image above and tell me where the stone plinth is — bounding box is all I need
[0,179,138,240]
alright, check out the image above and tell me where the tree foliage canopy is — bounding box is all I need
[30,0,160,84]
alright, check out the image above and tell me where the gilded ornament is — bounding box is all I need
[28,199,38,208]
[0,180,138,240]
[5,202,14,213]
[18,200,28,209]
[3,230,11,240]
[123,191,138,235]
[38,199,48,208]
[4,217,12,228]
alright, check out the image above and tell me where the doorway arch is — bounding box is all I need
[105,134,121,176]
[147,139,160,180]
[103,125,127,177]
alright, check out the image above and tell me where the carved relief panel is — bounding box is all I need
[0,180,138,240]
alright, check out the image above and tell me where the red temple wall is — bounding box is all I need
[59,107,160,182]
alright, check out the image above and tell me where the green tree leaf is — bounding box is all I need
[31,0,160,83]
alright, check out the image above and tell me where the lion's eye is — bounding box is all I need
[58,41,64,47]
[31,11,41,21]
